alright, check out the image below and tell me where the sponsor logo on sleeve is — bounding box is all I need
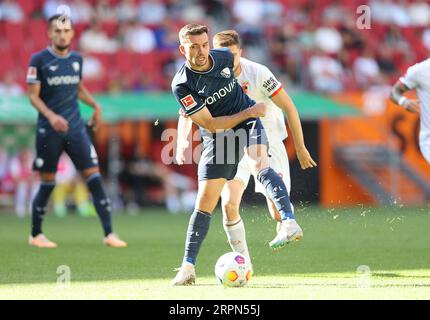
[27,67,37,81]
[263,76,280,93]
[180,94,198,110]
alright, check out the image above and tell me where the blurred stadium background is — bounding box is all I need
[1,0,429,214]
[0,0,430,300]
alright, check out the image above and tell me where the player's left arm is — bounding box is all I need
[271,89,317,169]
[78,82,102,131]
[390,81,420,113]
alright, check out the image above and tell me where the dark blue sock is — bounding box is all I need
[31,181,55,237]
[184,210,212,265]
[257,167,294,221]
[86,173,113,237]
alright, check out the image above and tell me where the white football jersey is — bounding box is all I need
[237,57,287,143]
[400,58,430,137]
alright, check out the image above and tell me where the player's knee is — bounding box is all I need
[40,172,56,182]
[222,200,239,219]
[82,167,100,179]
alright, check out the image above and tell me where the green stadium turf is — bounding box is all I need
[0,205,429,300]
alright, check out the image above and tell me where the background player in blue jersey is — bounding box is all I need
[26,14,127,248]
[171,24,303,285]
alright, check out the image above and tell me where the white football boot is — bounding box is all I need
[171,262,196,286]
[269,219,303,249]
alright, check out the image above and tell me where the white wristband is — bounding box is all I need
[398,96,408,107]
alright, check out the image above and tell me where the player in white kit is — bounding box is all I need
[390,58,430,164]
[176,30,316,258]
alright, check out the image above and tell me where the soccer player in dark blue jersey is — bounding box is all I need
[26,14,127,248]
[171,24,303,285]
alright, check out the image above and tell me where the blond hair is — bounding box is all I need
[213,30,241,48]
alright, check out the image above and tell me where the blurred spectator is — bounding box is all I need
[80,20,119,53]
[377,45,397,77]
[232,0,264,46]
[121,20,156,53]
[8,149,38,218]
[262,0,283,25]
[284,2,311,26]
[43,0,65,19]
[52,154,95,217]
[180,1,206,23]
[322,0,346,24]
[314,23,343,54]
[153,18,180,50]
[0,73,23,96]
[232,0,264,26]
[408,0,430,27]
[353,49,381,88]
[309,50,344,93]
[82,52,105,80]
[0,0,24,22]
[117,0,138,22]
[422,28,430,51]
[70,0,93,24]
[370,0,411,26]
[339,23,364,51]
[138,0,167,24]
[384,24,409,52]
[94,0,117,22]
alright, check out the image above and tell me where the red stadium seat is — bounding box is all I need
[17,0,39,18]
[4,22,26,52]
[18,48,34,71]
[27,20,49,51]
[101,21,118,37]
[0,49,16,77]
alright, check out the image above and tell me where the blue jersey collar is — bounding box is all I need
[47,46,72,59]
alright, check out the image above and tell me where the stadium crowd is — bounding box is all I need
[0,0,429,93]
[1,0,430,214]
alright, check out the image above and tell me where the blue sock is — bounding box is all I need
[257,167,294,221]
[184,210,212,265]
[31,181,55,237]
[86,173,113,237]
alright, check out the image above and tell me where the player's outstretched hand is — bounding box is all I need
[248,102,266,118]
[89,106,102,131]
[48,114,69,132]
[404,99,420,113]
[175,140,190,165]
[296,147,317,170]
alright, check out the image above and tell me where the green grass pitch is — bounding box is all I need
[0,205,429,299]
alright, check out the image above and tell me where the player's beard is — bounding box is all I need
[54,43,70,52]
[195,55,207,67]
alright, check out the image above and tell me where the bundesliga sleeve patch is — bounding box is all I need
[180,94,198,110]
[26,67,37,81]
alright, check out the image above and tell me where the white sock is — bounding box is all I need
[223,217,251,263]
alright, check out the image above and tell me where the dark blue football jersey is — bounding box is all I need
[26,47,84,134]
[171,48,255,118]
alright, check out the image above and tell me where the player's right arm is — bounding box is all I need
[390,81,420,113]
[176,114,193,165]
[189,104,265,133]
[390,64,420,113]
[26,55,68,132]
[172,85,266,133]
[27,83,69,132]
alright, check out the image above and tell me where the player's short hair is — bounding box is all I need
[179,24,208,44]
[213,30,241,48]
[48,14,73,29]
